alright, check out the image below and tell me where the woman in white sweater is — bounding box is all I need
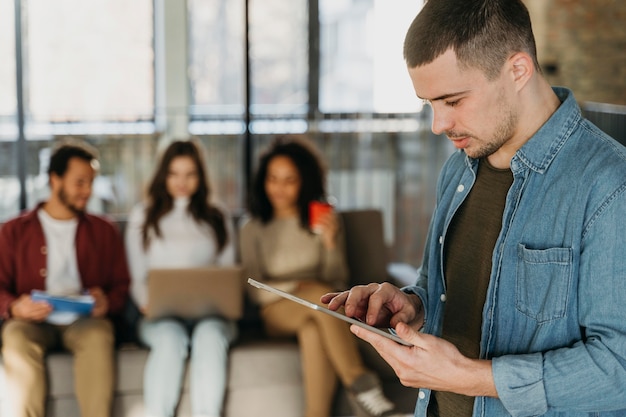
[239,136,401,417]
[125,140,236,417]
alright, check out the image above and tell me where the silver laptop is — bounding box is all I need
[247,277,412,346]
[145,266,245,320]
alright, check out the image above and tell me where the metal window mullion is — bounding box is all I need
[307,0,320,121]
[243,0,252,198]
[14,0,27,211]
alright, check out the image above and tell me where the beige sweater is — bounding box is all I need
[239,216,349,306]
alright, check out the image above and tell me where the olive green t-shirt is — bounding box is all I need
[431,159,513,417]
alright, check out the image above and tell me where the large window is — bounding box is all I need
[0,0,16,130]
[0,0,155,221]
[249,0,308,116]
[0,0,18,220]
[185,0,445,265]
[188,0,245,118]
[24,0,154,131]
[189,0,308,121]
[3,0,451,266]
[319,0,424,113]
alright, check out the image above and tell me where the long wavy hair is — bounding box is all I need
[248,135,327,229]
[141,140,228,251]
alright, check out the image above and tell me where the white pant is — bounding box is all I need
[139,317,237,417]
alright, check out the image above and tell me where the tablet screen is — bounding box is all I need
[248,278,412,346]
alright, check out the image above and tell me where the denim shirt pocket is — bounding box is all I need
[516,243,573,323]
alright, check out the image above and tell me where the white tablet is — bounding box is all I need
[248,278,412,346]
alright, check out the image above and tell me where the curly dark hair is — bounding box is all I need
[48,142,98,178]
[248,135,327,229]
[142,139,228,251]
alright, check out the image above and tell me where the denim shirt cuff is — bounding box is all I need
[401,286,428,331]
[492,353,548,417]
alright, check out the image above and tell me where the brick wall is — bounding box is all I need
[525,0,626,105]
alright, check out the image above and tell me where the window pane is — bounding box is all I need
[0,0,18,220]
[0,0,16,122]
[0,141,19,222]
[249,0,308,115]
[319,0,424,113]
[188,0,245,117]
[25,0,154,123]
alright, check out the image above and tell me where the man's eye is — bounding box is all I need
[445,99,461,107]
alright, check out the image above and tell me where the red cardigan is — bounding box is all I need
[0,204,130,319]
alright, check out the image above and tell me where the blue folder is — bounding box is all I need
[31,290,95,315]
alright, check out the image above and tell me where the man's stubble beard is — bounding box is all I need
[58,186,86,215]
[462,97,518,161]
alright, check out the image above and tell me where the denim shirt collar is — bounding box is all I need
[463,87,581,176]
[511,87,581,175]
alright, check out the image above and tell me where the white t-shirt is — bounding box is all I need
[37,208,82,324]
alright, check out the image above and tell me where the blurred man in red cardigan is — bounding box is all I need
[0,142,130,417]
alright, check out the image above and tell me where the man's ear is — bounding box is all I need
[508,52,534,91]
[49,172,60,189]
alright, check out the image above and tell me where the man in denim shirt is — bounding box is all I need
[322,0,626,416]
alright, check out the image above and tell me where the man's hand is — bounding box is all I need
[88,287,109,318]
[9,294,52,322]
[351,322,498,398]
[321,282,424,330]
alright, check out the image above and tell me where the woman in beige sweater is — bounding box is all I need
[239,136,401,417]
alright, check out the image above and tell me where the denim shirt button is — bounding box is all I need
[457,184,465,192]
[418,390,426,400]
[438,236,443,244]
[440,293,447,302]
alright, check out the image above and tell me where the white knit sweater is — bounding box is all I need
[124,198,235,308]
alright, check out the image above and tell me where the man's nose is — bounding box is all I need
[431,107,453,136]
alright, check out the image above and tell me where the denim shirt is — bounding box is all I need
[407,88,626,417]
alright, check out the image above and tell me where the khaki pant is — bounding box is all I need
[1,318,115,417]
[261,282,368,417]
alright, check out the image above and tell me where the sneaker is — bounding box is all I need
[347,372,404,417]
